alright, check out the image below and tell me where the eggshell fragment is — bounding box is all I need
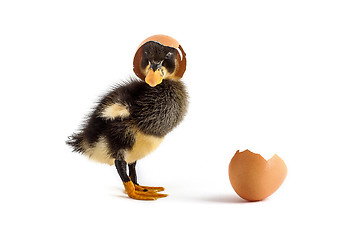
[133,34,187,81]
[137,34,180,49]
[228,150,287,201]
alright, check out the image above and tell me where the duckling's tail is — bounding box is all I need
[66,133,84,153]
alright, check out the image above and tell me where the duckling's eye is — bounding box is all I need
[164,52,173,60]
[162,54,176,73]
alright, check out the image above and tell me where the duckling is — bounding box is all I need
[66,35,188,200]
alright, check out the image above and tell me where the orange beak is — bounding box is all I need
[145,69,163,87]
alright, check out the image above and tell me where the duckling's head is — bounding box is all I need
[133,35,187,87]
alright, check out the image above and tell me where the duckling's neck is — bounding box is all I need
[132,79,188,137]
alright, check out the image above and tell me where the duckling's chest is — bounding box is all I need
[130,83,188,137]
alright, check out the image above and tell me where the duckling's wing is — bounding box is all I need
[99,102,130,120]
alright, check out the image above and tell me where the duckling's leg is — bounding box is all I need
[115,159,167,200]
[128,161,165,193]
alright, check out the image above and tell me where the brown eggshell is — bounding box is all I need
[228,150,287,201]
[133,34,187,81]
[137,34,180,49]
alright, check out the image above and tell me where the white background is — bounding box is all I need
[1,0,359,239]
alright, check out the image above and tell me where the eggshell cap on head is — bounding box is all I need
[133,34,187,81]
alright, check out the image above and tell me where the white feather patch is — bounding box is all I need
[101,103,130,120]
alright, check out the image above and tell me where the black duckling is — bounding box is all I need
[66,35,188,200]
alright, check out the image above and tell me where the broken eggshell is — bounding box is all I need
[133,34,187,81]
[228,150,287,201]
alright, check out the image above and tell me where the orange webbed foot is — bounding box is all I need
[123,181,167,200]
[134,184,165,193]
